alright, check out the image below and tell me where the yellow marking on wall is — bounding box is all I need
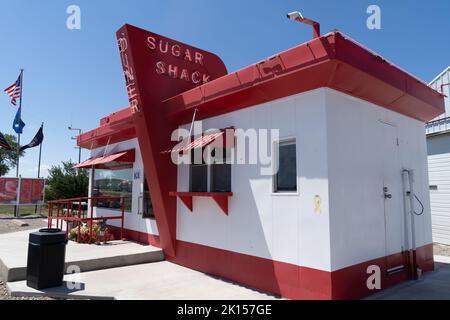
[314,195,322,214]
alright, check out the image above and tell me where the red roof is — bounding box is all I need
[77,107,136,149]
[78,31,445,149]
[163,31,444,124]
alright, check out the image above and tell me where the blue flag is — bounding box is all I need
[13,106,25,134]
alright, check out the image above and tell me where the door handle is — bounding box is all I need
[138,195,143,215]
[383,187,392,199]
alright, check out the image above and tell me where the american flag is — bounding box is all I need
[4,74,22,106]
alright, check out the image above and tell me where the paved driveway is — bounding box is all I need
[367,256,450,300]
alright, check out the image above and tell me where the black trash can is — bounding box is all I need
[26,228,67,290]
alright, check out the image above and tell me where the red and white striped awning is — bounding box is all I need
[168,128,235,154]
[74,149,135,170]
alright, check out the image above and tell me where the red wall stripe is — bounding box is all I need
[108,225,433,299]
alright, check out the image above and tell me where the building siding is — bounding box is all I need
[428,133,450,245]
[427,67,450,245]
[426,67,450,134]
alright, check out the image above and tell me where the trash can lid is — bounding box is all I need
[29,228,67,245]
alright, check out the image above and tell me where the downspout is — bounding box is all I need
[403,169,420,279]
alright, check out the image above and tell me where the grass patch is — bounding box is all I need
[0,205,48,217]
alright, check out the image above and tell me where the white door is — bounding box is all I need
[380,122,407,272]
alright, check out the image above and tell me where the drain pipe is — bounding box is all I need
[403,169,420,279]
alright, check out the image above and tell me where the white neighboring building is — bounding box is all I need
[427,66,450,245]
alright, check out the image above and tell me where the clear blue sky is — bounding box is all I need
[1,0,449,178]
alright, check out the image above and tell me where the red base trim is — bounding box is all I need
[167,240,434,300]
[106,226,434,299]
[108,225,161,248]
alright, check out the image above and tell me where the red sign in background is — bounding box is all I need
[31,179,45,203]
[0,178,44,205]
[0,178,19,204]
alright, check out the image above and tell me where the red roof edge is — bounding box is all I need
[162,31,445,124]
[79,31,445,150]
[77,107,136,150]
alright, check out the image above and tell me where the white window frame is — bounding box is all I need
[272,138,298,195]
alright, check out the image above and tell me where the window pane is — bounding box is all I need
[190,165,208,192]
[142,178,155,219]
[211,164,231,192]
[93,168,133,211]
[276,142,297,192]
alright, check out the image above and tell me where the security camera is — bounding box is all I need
[287,11,303,21]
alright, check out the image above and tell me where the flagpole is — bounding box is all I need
[14,69,24,217]
[34,122,44,215]
[37,126,43,178]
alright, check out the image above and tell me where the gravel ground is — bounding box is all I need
[0,213,53,300]
[0,280,53,300]
[0,214,48,235]
[434,243,450,257]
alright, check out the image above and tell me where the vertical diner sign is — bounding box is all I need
[118,36,139,113]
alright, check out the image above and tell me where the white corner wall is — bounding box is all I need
[326,88,432,271]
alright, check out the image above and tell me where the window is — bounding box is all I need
[93,168,133,211]
[189,147,231,192]
[211,148,231,192]
[274,139,297,193]
[190,150,208,192]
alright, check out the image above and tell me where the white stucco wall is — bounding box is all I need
[175,88,433,272]
[326,89,432,271]
[176,89,332,271]
[85,87,433,273]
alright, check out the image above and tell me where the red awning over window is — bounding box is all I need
[74,149,135,170]
[169,128,235,154]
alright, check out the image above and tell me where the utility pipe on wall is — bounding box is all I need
[403,169,419,279]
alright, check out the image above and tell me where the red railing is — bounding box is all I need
[47,196,126,243]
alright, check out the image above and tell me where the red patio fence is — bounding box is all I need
[47,196,126,243]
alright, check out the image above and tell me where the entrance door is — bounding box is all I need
[380,121,407,273]
[142,178,154,219]
[136,177,156,244]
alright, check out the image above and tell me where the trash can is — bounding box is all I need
[26,228,67,290]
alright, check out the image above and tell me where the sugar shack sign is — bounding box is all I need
[147,36,211,85]
[116,24,227,256]
[117,24,227,114]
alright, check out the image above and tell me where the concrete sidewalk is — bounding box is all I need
[7,261,280,300]
[0,229,164,282]
[367,256,450,300]
[8,257,450,300]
